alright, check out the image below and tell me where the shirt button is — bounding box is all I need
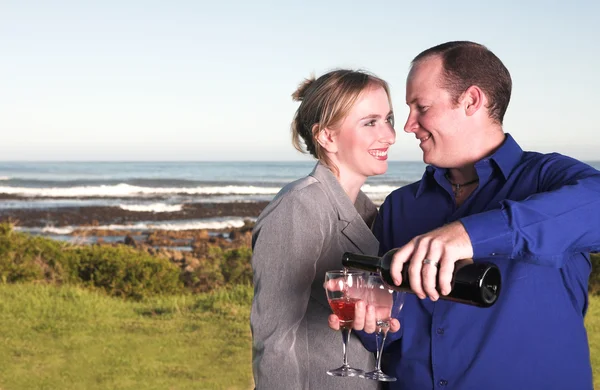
[490,252,496,256]
[436,328,444,335]
[439,379,448,386]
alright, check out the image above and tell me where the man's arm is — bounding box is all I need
[390,155,600,300]
[462,155,600,265]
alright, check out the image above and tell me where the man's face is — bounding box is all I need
[404,56,471,168]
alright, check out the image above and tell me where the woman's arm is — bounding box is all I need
[250,190,330,389]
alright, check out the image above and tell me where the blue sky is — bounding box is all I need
[1,1,598,161]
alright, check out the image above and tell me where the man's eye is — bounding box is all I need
[417,105,429,113]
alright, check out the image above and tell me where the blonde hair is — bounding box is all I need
[291,69,391,172]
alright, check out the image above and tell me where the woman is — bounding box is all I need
[250,69,396,389]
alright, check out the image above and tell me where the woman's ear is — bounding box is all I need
[315,125,338,153]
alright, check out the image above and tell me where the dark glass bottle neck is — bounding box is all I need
[341,252,381,273]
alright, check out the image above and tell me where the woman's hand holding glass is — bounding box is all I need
[327,297,401,334]
[328,274,404,382]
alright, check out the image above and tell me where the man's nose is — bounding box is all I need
[404,114,418,133]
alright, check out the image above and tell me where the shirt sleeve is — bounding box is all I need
[250,191,329,389]
[461,154,600,267]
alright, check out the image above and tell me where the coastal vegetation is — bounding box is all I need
[0,222,253,299]
[0,222,599,389]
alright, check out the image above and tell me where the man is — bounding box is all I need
[331,41,600,389]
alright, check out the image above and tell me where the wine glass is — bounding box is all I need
[360,274,405,382]
[324,270,366,377]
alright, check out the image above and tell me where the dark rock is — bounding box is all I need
[124,234,137,247]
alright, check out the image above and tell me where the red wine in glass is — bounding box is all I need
[328,297,360,329]
[324,270,366,377]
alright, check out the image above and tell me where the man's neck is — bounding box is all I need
[449,128,505,183]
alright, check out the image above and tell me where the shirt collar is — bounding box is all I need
[415,133,523,198]
[484,133,523,180]
[415,166,437,198]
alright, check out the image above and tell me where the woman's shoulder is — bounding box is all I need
[271,175,332,211]
[255,175,336,226]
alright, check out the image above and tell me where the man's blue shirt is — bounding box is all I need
[370,134,600,389]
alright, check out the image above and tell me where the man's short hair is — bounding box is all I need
[412,41,512,124]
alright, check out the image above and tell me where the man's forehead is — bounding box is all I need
[406,57,443,99]
[408,56,442,82]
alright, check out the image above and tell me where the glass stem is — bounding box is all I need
[375,329,388,372]
[341,327,351,367]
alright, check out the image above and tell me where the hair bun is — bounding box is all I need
[291,75,316,102]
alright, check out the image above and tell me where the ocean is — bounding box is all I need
[0,161,427,238]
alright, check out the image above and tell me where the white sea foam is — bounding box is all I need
[0,183,398,199]
[361,184,400,195]
[16,217,254,234]
[119,203,183,212]
[0,176,9,180]
[0,184,281,197]
[32,226,75,235]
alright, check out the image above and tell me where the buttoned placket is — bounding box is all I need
[431,301,450,388]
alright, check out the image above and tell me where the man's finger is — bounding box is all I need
[408,238,429,299]
[438,254,456,296]
[363,304,377,333]
[421,259,440,301]
[390,243,415,286]
[352,300,366,331]
[388,318,401,333]
[422,241,443,301]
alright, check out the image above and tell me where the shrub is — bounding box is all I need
[0,226,68,283]
[185,255,225,293]
[0,223,183,299]
[0,222,255,298]
[72,245,184,300]
[221,247,252,285]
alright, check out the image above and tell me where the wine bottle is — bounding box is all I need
[342,249,501,308]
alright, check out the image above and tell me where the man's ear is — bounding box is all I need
[315,125,338,153]
[463,86,485,117]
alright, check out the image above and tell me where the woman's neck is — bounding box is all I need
[336,168,366,204]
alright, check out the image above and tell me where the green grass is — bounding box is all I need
[2,282,600,389]
[0,283,254,390]
[587,295,600,389]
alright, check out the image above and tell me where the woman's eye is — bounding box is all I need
[386,115,395,127]
[365,120,376,127]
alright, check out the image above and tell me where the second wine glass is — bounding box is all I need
[361,274,405,382]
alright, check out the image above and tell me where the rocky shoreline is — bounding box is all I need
[0,201,269,227]
[0,201,267,292]
[0,200,268,253]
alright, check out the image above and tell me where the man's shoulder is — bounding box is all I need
[519,150,591,171]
